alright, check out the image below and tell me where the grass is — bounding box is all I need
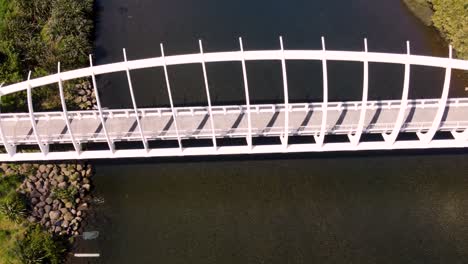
[0,173,25,264]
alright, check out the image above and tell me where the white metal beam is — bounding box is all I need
[2,48,468,97]
[57,63,81,154]
[89,55,115,153]
[315,37,328,147]
[199,40,217,149]
[417,46,452,144]
[239,37,253,149]
[1,138,468,162]
[160,43,183,151]
[348,38,369,145]
[382,41,411,145]
[0,83,15,156]
[26,71,49,155]
[123,49,148,152]
[279,36,289,148]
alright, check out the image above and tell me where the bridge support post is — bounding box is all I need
[57,62,81,155]
[123,49,149,152]
[89,55,115,154]
[199,40,217,150]
[239,37,253,149]
[0,84,16,156]
[279,36,289,148]
[160,43,183,151]
[26,71,49,156]
[382,41,411,146]
[417,46,452,144]
[348,38,369,146]
[315,37,328,147]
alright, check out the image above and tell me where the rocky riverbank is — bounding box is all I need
[1,163,93,237]
[71,80,98,110]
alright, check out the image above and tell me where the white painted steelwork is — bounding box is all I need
[0,38,466,161]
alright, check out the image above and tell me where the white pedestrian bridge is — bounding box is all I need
[0,37,467,161]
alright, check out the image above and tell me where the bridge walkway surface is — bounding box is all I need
[2,99,468,145]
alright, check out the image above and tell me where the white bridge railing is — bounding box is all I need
[0,37,467,161]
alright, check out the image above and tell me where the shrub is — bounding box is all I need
[12,225,66,264]
[431,0,468,59]
[0,174,24,197]
[0,193,27,224]
[51,186,78,204]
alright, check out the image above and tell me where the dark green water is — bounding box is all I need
[69,0,468,263]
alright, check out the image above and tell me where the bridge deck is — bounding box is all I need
[2,98,468,145]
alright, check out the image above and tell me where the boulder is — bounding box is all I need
[63,212,74,222]
[76,164,83,171]
[62,169,71,176]
[36,201,46,208]
[45,197,53,205]
[65,202,73,209]
[38,164,47,173]
[58,182,67,189]
[50,179,58,186]
[31,197,38,205]
[44,205,51,214]
[28,175,37,182]
[49,210,61,220]
[77,203,88,211]
[61,220,69,228]
[56,175,65,183]
[37,208,45,216]
[59,208,69,214]
[82,184,91,192]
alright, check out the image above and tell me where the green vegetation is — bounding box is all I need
[0,0,94,112]
[51,185,78,204]
[0,173,68,264]
[12,225,66,264]
[431,0,468,59]
[0,192,27,223]
[403,0,468,59]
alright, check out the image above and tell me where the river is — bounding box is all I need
[69,0,468,263]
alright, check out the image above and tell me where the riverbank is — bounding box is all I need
[402,0,467,59]
[0,1,96,263]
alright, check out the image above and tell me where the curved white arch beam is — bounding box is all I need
[123,49,148,152]
[57,63,80,154]
[0,84,16,156]
[348,39,369,146]
[2,47,468,97]
[199,40,217,149]
[89,55,115,153]
[315,37,328,147]
[26,72,49,155]
[279,36,289,148]
[417,46,453,144]
[160,43,183,151]
[239,37,253,149]
[382,41,411,145]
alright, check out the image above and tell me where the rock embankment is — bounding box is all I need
[2,163,93,236]
[72,80,97,110]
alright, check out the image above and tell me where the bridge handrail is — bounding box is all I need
[1,97,468,122]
